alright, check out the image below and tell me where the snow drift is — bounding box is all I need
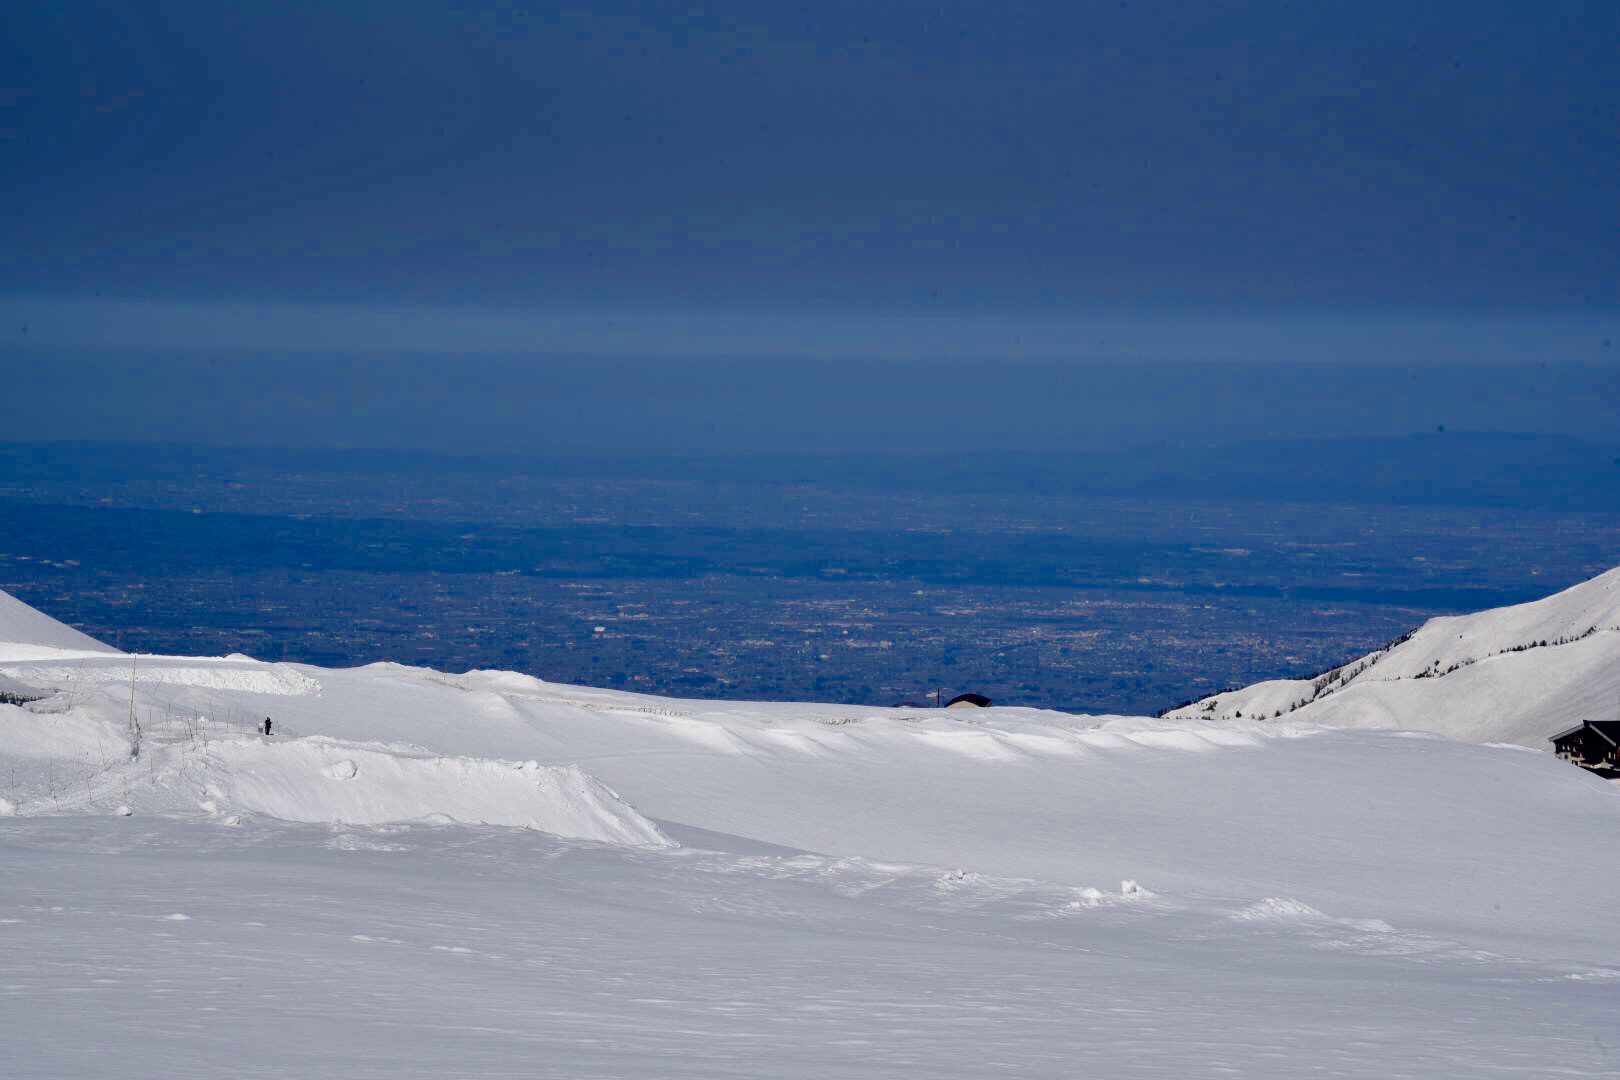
[0,707,669,845]
[169,737,671,844]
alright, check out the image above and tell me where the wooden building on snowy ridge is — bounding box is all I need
[1550,720,1620,774]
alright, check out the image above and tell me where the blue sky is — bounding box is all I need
[2,1,1616,452]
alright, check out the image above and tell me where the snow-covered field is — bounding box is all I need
[3,579,1619,1078]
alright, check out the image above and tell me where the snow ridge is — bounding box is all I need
[0,655,322,697]
[1166,565,1620,745]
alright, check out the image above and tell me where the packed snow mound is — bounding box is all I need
[1166,565,1620,746]
[0,705,136,817]
[0,587,120,660]
[165,737,671,844]
[0,706,669,844]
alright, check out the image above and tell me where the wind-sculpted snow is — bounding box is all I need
[5,812,1619,1080]
[1168,564,1620,745]
[161,653,1608,965]
[5,582,1620,1077]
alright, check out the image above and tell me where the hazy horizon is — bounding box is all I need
[8,1,1617,460]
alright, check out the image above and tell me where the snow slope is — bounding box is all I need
[0,586,120,660]
[1166,565,1620,746]
[3,584,1620,1078]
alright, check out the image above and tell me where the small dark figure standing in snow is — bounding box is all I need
[263,717,272,736]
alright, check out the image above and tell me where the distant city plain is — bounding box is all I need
[1,435,1616,716]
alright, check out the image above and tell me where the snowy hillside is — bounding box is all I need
[1166,565,1620,746]
[3,584,1620,1078]
[0,585,120,660]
